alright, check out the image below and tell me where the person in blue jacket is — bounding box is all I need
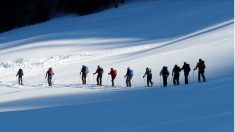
[124,67,133,87]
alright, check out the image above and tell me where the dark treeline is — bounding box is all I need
[0,0,127,33]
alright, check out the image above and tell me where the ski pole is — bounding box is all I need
[16,76,18,85]
[193,71,195,83]
[79,74,81,85]
[159,75,162,88]
[93,75,95,85]
[88,74,91,86]
[167,76,170,87]
[51,75,54,86]
[143,77,146,87]
[130,77,135,87]
[170,76,173,86]
[132,77,135,87]
[106,75,110,86]
[45,78,47,86]
[188,74,191,84]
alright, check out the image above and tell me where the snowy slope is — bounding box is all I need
[0,0,234,132]
[0,77,233,132]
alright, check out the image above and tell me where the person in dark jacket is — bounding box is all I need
[143,67,153,87]
[160,66,169,87]
[194,59,206,82]
[108,68,117,87]
[93,65,103,85]
[124,67,133,87]
[45,67,54,86]
[181,62,191,84]
[172,65,181,86]
[16,69,24,85]
[80,65,89,84]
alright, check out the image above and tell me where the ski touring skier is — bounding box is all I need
[181,62,191,84]
[194,59,206,82]
[172,65,181,86]
[124,67,133,87]
[160,66,169,87]
[80,65,89,84]
[108,68,117,87]
[93,65,104,86]
[143,67,153,87]
[16,68,24,85]
[45,67,54,86]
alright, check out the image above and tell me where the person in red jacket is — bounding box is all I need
[108,68,117,87]
[93,65,104,85]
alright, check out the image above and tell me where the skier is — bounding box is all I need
[80,65,89,84]
[124,67,133,87]
[93,65,104,85]
[143,67,153,87]
[45,67,54,86]
[160,66,169,87]
[172,65,181,86]
[108,68,117,87]
[16,68,24,85]
[181,62,191,84]
[193,59,206,82]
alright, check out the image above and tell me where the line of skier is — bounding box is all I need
[159,58,206,87]
[15,58,206,87]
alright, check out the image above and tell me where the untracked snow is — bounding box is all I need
[0,0,233,132]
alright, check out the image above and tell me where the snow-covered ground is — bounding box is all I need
[0,0,233,132]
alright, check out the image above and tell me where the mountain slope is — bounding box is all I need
[0,0,233,132]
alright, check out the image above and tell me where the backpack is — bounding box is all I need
[201,61,206,70]
[162,68,169,76]
[48,67,53,74]
[100,68,104,74]
[148,69,152,76]
[113,69,117,76]
[81,66,86,73]
[18,69,23,76]
[186,64,191,72]
[129,69,134,76]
